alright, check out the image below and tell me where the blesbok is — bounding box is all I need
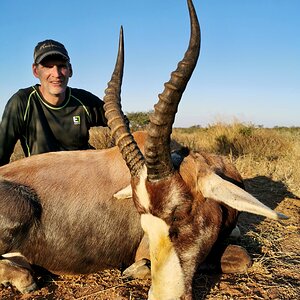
[0,0,287,298]
[103,0,287,299]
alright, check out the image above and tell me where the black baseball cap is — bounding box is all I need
[34,39,70,64]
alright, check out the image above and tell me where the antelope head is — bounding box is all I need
[104,0,287,299]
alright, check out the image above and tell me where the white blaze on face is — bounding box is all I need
[141,214,185,300]
[135,165,151,211]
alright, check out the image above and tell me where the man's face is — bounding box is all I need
[32,56,72,99]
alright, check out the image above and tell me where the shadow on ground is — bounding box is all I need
[191,175,299,299]
[240,175,298,230]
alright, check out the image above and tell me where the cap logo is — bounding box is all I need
[40,43,58,50]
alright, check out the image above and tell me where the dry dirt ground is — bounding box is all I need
[0,175,299,299]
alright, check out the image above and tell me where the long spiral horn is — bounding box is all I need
[145,0,201,181]
[103,27,145,177]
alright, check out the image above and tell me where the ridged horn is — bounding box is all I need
[145,0,201,181]
[103,26,145,177]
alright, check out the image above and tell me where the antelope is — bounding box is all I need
[103,0,287,299]
[0,0,287,298]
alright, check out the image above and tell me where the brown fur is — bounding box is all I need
[0,132,147,274]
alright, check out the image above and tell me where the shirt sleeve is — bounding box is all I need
[88,93,108,127]
[0,92,26,166]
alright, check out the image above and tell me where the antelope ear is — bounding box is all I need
[198,172,288,221]
[114,184,132,200]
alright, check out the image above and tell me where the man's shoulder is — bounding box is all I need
[70,87,102,105]
[16,86,36,95]
[14,86,36,98]
[7,86,37,108]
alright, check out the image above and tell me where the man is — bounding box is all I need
[0,39,108,166]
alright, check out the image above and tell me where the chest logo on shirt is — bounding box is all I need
[73,116,81,125]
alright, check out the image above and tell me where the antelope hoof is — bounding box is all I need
[19,281,38,294]
[221,244,252,274]
[122,258,151,279]
[0,256,37,294]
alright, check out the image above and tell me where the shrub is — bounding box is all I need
[126,111,152,131]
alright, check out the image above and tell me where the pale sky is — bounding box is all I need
[0,0,299,127]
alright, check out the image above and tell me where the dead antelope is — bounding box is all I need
[0,0,287,298]
[103,0,287,299]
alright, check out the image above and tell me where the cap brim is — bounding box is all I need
[35,50,69,64]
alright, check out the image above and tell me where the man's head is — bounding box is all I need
[32,40,73,103]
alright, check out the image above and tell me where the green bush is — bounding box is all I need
[126,111,152,131]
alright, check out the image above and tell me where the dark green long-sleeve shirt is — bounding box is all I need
[0,84,107,166]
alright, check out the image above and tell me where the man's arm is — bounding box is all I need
[0,94,25,166]
[90,94,130,128]
[87,93,108,127]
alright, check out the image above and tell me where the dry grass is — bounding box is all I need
[88,127,114,150]
[173,122,300,196]
[173,122,293,158]
[3,122,300,299]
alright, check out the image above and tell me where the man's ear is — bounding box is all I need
[32,64,39,78]
[69,63,73,77]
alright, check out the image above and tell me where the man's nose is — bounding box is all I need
[51,65,62,77]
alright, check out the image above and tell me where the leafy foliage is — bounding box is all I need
[126,111,153,131]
